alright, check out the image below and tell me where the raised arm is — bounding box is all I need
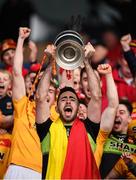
[84,42,102,123]
[97,64,119,132]
[120,34,136,77]
[12,27,31,100]
[94,64,119,167]
[36,44,55,124]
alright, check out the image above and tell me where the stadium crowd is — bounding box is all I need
[0,25,136,179]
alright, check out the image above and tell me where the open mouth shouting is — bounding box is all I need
[0,84,5,89]
[64,106,73,117]
[0,84,5,93]
[114,118,122,129]
[0,83,7,98]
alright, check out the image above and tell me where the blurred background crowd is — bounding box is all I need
[0,0,136,179]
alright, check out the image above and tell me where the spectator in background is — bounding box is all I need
[0,70,13,130]
[0,70,13,179]
[102,28,122,68]
[117,55,133,86]
[120,34,136,121]
[91,40,108,69]
[0,38,39,76]
[101,52,136,111]
[120,34,136,83]
[0,39,17,70]
[77,99,87,121]
[0,0,35,41]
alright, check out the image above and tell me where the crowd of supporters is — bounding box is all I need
[0,25,136,179]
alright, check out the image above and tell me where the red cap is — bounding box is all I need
[0,39,16,59]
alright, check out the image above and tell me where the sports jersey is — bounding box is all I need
[8,96,42,173]
[36,118,100,179]
[114,154,136,178]
[94,129,110,167]
[0,132,11,179]
[99,130,136,178]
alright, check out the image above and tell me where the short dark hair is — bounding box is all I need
[80,67,86,79]
[57,86,79,104]
[79,99,87,107]
[119,99,133,115]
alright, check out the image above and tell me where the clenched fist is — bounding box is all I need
[84,42,95,59]
[19,27,31,40]
[97,64,112,75]
[44,44,56,59]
